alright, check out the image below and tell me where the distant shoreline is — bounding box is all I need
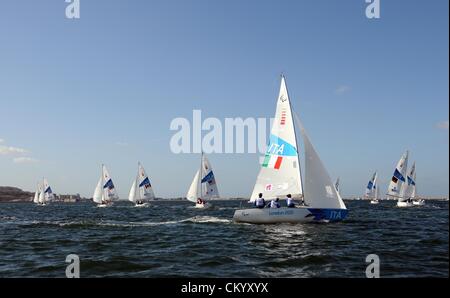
[1,186,448,203]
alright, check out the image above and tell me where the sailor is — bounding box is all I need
[286,194,295,208]
[270,198,281,208]
[255,193,266,209]
[197,198,203,205]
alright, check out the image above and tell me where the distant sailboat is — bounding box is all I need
[93,164,119,207]
[186,153,219,208]
[35,178,54,205]
[233,75,348,224]
[128,162,155,207]
[371,183,380,204]
[387,151,413,207]
[365,172,379,204]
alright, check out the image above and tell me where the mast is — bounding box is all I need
[199,151,203,200]
[283,74,304,201]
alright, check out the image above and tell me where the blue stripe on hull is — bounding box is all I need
[306,208,348,222]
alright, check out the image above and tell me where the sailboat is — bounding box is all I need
[365,172,379,204]
[186,153,219,208]
[128,162,155,207]
[371,183,380,204]
[35,178,54,205]
[233,75,348,224]
[387,151,413,207]
[405,162,424,206]
[93,164,119,207]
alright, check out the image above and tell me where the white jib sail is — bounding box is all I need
[128,178,138,202]
[365,171,378,198]
[250,76,303,202]
[102,165,118,202]
[404,162,416,199]
[186,170,200,203]
[33,183,40,203]
[43,178,54,202]
[201,155,219,200]
[93,176,103,204]
[38,180,45,204]
[137,162,155,201]
[387,151,409,201]
[296,116,346,209]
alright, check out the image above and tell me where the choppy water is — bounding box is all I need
[0,200,448,278]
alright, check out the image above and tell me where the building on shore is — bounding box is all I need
[54,194,81,202]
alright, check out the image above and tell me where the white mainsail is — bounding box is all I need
[296,116,346,209]
[250,76,303,201]
[137,162,155,201]
[365,171,378,199]
[200,155,219,200]
[129,162,155,203]
[43,178,54,202]
[404,162,416,199]
[186,170,200,203]
[33,183,40,203]
[387,151,409,201]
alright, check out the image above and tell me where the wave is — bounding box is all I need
[15,216,231,228]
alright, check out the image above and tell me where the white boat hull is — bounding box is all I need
[233,207,348,224]
[195,203,212,209]
[135,202,149,207]
[97,202,113,208]
[370,200,379,204]
[413,200,425,206]
[397,201,414,208]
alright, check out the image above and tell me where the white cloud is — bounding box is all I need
[13,157,39,164]
[0,145,28,155]
[436,120,449,130]
[335,85,351,94]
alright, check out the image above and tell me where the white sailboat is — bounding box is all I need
[186,153,219,209]
[93,164,119,207]
[405,162,424,206]
[35,178,54,205]
[128,162,155,207]
[387,151,413,207]
[365,172,379,204]
[371,183,380,204]
[233,75,348,224]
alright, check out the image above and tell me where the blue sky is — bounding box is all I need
[0,0,448,198]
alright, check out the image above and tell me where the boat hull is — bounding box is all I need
[195,203,212,209]
[413,200,425,206]
[397,201,413,207]
[233,207,348,224]
[97,202,113,208]
[135,202,149,207]
[370,200,379,204]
